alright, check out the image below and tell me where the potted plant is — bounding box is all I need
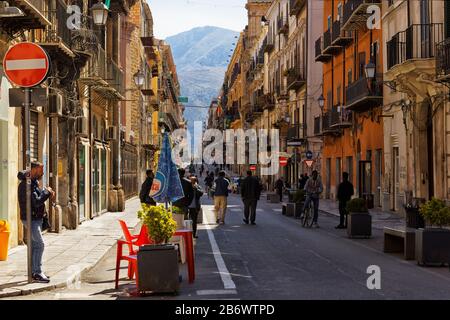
[136,204,179,294]
[346,198,372,238]
[404,197,425,229]
[171,205,185,230]
[293,189,306,219]
[416,198,450,266]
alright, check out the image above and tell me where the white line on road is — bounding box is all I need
[196,289,238,296]
[204,213,237,290]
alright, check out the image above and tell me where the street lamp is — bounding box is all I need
[133,70,145,88]
[365,61,376,80]
[91,0,109,26]
[318,94,325,111]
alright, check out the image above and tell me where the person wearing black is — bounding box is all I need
[299,173,309,190]
[275,178,284,202]
[173,168,194,217]
[139,170,156,206]
[188,177,204,238]
[204,172,214,198]
[336,172,354,229]
[241,171,262,225]
[18,162,55,283]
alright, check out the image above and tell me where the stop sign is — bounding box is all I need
[3,43,50,88]
[279,157,288,167]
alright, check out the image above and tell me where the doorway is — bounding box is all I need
[78,143,86,222]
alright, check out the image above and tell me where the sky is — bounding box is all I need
[147,0,248,39]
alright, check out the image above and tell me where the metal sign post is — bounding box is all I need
[24,88,32,283]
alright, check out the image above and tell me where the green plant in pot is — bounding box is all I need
[346,198,371,238]
[292,189,306,218]
[137,204,180,294]
[416,198,450,266]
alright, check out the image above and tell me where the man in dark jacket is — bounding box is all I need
[241,171,262,225]
[336,172,354,229]
[275,178,284,202]
[18,162,55,283]
[213,171,230,224]
[139,170,156,206]
[173,168,194,216]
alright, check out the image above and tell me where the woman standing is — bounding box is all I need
[188,176,204,238]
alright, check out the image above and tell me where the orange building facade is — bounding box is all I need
[316,0,384,207]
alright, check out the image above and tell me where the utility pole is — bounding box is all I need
[24,88,32,283]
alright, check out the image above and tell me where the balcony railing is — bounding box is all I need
[331,20,353,47]
[2,0,51,31]
[342,0,381,32]
[436,38,450,83]
[40,0,73,55]
[277,16,289,35]
[289,0,306,16]
[345,74,383,111]
[264,34,275,53]
[330,107,353,128]
[387,23,444,70]
[287,124,303,140]
[315,36,332,63]
[286,66,306,91]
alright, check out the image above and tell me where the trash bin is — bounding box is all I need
[0,220,11,261]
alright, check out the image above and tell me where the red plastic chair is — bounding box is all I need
[115,220,143,289]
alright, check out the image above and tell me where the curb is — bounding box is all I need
[0,220,141,299]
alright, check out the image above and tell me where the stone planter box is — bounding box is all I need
[286,203,296,217]
[405,208,425,229]
[268,193,280,203]
[294,202,304,219]
[415,228,450,266]
[347,213,372,238]
[137,244,180,294]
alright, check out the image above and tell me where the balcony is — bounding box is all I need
[387,23,444,71]
[345,75,383,112]
[330,107,353,129]
[262,94,276,111]
[287,124,305,141]
[158,112,173,132]
[322,29,341,55]
[286,66,306,91]
[322,112,340,135]
[0,0,51,32]
[315,36,332,63]
[436,38,450,83]
[289,0,306,16]
[277,16,289,35]
[331,20,353,47]
[342,0,381,32]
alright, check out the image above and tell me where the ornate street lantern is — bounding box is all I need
[134,70,145,88]
[91,1,109,26]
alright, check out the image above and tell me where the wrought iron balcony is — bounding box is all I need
[262,94,276,111]
[387,23,444,71]
[436,38,450,83]
[330,107,353,129]
[289,0,306,16]
[331,20,353,47]
[322,29,341,55]
[277,16,289,35]
[286,66,306,91]
[287,124,304,141]
[322,112,340,135]
[315,36,332,63]
[0,0,51,32]
[342,0,381,32]
[345,74,383,112]
[264,34,275,53]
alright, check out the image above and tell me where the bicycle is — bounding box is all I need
[302,200,314,228]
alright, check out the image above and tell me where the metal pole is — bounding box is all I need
[24,87,32,283]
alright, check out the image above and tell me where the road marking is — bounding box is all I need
[230,208,242,212]
[204,212,237,290]
[196,289,238,296]
[272,209,282,212]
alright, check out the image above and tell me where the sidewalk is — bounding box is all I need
[318,199,405,230]
[0,198,141,298]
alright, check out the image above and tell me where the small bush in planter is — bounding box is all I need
[138,204,177,244]
[416,198,450,266]
[346,198,371,238]
[293,189,306,204]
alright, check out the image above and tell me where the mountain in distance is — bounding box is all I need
[166,26,240,142]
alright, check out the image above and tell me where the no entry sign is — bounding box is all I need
[279,157,288,167]
[250,165,257,171]
[3,43,50,88]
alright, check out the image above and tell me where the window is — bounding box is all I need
[346,156,353,182]
[446,0,450,38]
[348,68,353,85]
[327,15,332,30]
[358,52,366,78]
[337,85,341,105]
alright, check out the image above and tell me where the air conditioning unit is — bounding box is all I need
[106,126,118,141]
[75,117,88,136]
[46,93,63,117]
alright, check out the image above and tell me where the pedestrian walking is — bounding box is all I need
[139,170,157,206]
[204,172,214,199]
[240,171,262,225]
[173,168,194,218]
[335,172,354,229]
[275,177,284,202]
[213,171,230,224]
[188,177,204,238]
[17,162,55,283]
[302,170,323,228]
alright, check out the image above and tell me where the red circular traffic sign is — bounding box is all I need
[250,165,257,171]
[3,42,50,88]
[279,157,288,167]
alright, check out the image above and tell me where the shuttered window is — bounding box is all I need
[30,111,39,162]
